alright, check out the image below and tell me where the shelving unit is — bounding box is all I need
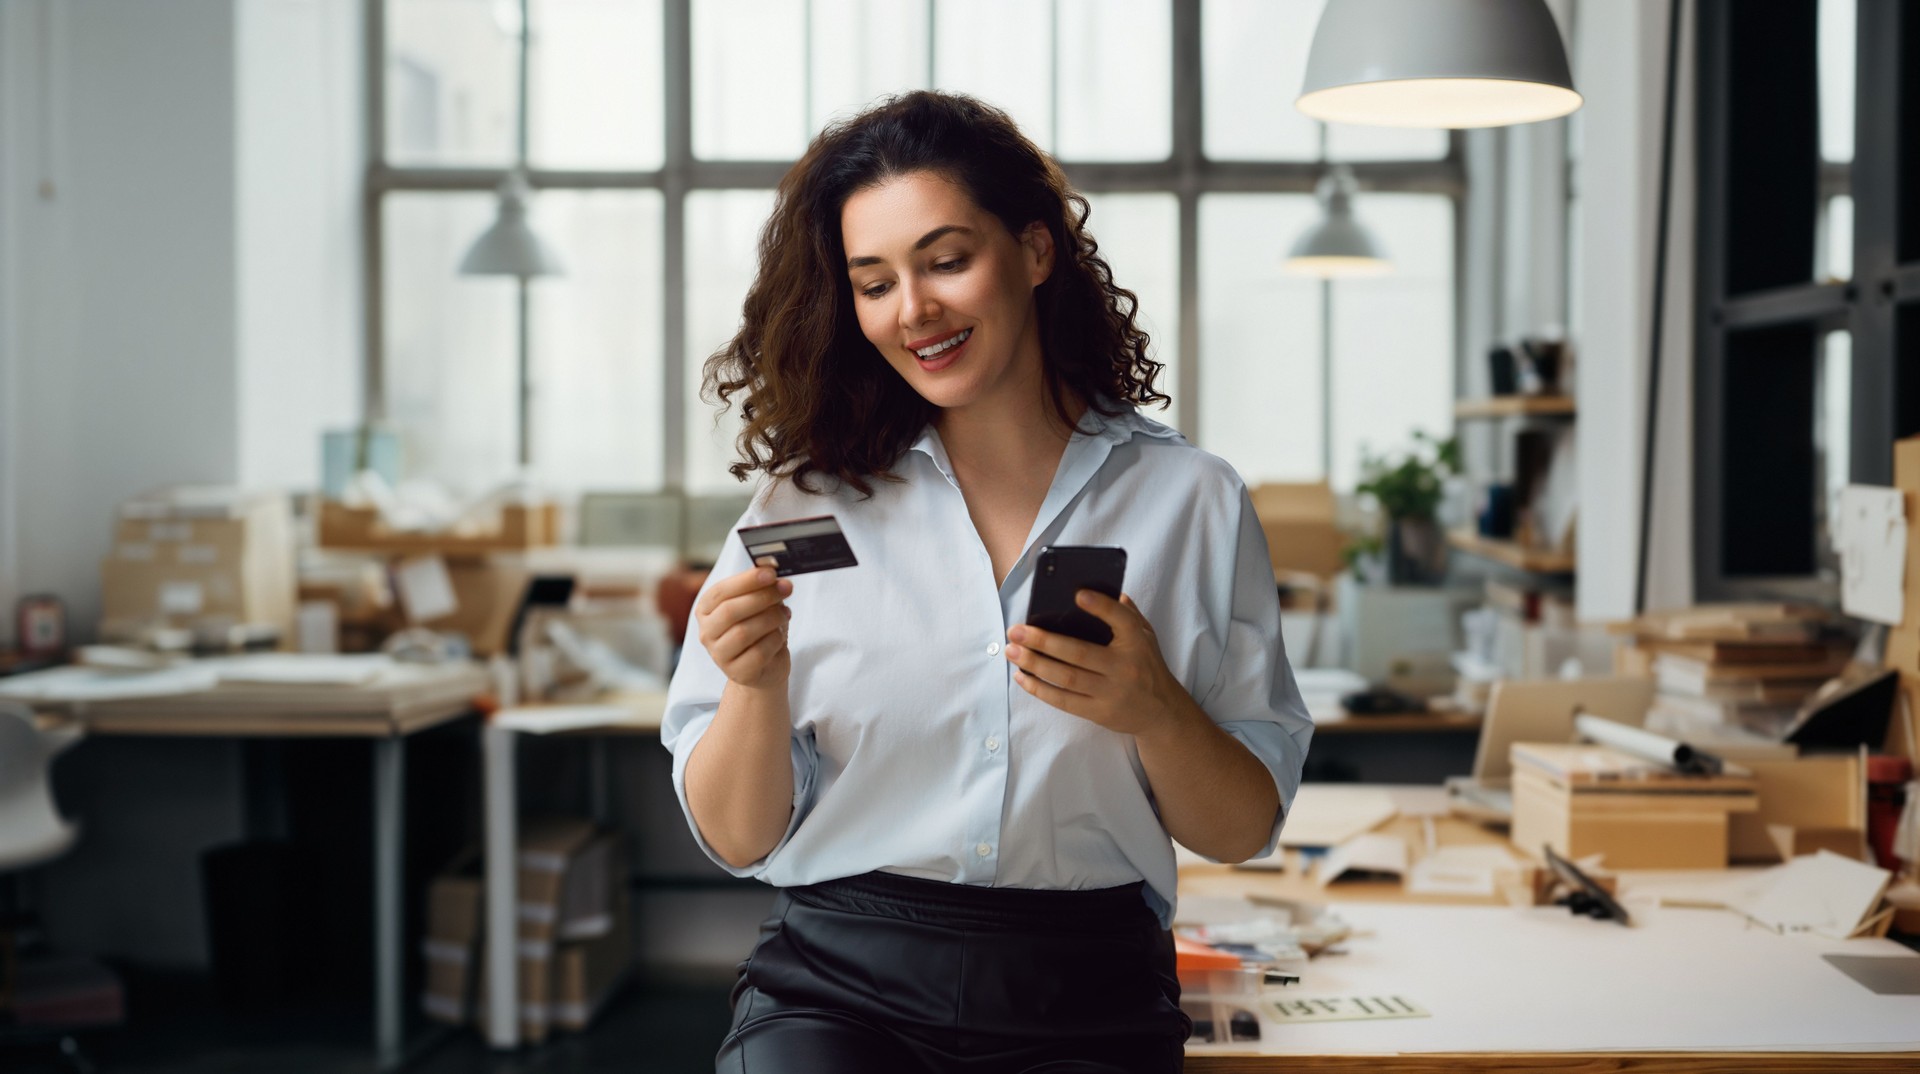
[1447,530,1576,574]
[1453,395,1576,420]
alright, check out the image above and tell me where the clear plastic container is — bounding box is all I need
[1180,966,1265,1044]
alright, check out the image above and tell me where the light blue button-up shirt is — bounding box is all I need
[660,405,1313,926]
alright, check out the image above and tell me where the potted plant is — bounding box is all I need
[1354,430,1460,586]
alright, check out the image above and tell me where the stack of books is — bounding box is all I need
[1616,605,1850,738]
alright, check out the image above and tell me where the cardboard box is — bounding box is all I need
[1728,755,1869,864]
[1510,743,1759,869]
[420,853,483,1026]
[465,828,632,1042]
[550,873,632,1032]
[1892,437,1920,637]
[1879,434,1917,774]
[100,488,295,643]
[1248,482,1347,582]
[414,559,532,657]
[421,821,630,1043]
[319,501,560,554]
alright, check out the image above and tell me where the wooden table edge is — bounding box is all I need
[1184,1050,1920,1072]
[74,703,476,738]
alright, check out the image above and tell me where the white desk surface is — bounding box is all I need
[1185,900,1919,1061]
[1182,784,1920,1070]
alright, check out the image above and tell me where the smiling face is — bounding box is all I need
[841,171,1054,420]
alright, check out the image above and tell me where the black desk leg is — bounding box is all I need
[374,734,405,1069]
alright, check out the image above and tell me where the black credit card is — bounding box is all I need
[737,515,859,577]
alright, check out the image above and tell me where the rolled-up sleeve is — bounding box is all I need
[659,514,820,878]
[1196,488,1315,859]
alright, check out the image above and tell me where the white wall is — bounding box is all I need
[236,0,363,491]
[1571,0,1696,620]
[3,0,242,643]
[0,0,360,644]
[0,0,362,968]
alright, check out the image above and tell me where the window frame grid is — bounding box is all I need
[363,0,1465,492]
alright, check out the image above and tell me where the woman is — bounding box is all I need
[662,90,1312,1073]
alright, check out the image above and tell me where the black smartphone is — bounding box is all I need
[1024,546,1127,645]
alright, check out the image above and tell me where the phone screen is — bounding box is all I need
[1024,546,1127,645]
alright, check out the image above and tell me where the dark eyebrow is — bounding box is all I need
[847,225,974,269]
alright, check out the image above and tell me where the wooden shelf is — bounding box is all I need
[1453,395,1576,420]
[1448,531,1576,573]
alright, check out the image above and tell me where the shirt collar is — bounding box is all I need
[906,400,1181,470]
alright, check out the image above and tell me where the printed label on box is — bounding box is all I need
[176,544,219,566]
[159,581,205,615]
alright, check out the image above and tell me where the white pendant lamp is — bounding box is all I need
[456,0,562,472]
[1285,167,1390,278]
[1297,0,1582,129]
[459,171,564,278]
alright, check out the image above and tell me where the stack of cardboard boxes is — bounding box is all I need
[100,487,296,645]
[422,820,632,1043]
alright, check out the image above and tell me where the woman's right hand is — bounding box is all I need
[694,563,794,689]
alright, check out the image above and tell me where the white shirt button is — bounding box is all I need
[975,842,992,858]
[985,736,999,752]
[986,641,1001,656]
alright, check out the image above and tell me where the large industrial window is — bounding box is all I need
[1695,0,1920,600]
[370,0,1461,499]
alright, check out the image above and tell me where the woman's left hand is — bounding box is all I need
[1004,591,1194,739]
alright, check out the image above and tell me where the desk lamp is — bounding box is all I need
[1296,0,1582,129]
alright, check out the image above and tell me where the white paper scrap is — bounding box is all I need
[0,664,221,702]
[1836,485,1907,626]
[1729,850,1892,937]
[393,554,458,623]
[1407,844,1521,897]
[493,703,646,735]
[1279,784,1397,847]
[215,654,388,687]
[1317,832,1409,887]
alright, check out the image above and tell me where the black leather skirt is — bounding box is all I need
[717,871,1191,1073]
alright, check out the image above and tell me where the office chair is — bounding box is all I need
[0,701,80,872]
[0,700,107,1073]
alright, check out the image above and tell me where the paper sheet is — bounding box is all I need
[1728,850,1892,937]
[1317,832,1408,887]
[0,664,222,702]
[1407,844,1522,897]
[393,554,458,623]
[214,654,390,687]
[494,703,646,734]
[1279,785,1397,847]
[1836,485,1907,626]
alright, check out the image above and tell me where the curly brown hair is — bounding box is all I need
[703,91,1170,497]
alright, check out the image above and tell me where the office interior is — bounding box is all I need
[1,0,1917,1071]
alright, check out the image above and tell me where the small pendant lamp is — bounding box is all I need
[1285,166,1390,279]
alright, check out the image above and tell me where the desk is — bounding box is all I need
[6,658,487,1071]
[1313,712,1482,735]
[1306,712,1482,784]
[1178,788,1920,1071]
[481,690,666,1049]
